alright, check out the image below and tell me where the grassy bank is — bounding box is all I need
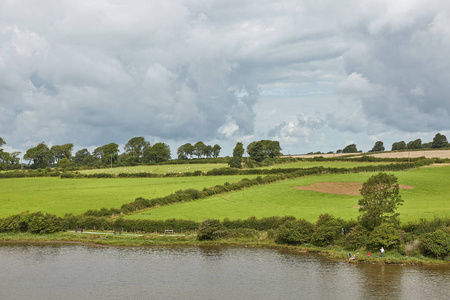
[0,231,446,265]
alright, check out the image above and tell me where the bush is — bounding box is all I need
[367,223,402,250]
[275,219,314,245]
[197,219,223,240]
[421,230,450,259]
[28,212,62,234]
[311,214,343,246]
[345,224,369,250]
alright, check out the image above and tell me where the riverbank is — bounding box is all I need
[1,231,447,266]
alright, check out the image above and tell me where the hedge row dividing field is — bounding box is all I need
[127,166,450,223]
[0,175,256,218]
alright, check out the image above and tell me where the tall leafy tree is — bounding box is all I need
[73,148,90,164]
[93,143,119,164]
[358,173,403,230]
[143,143,171,163]
[391,141,406,151]
[407,139,422,149]
[247,140,282,162]
[0,138,20,170]
[177,143,194,159]
[24,142,54,168]
[342,144,358,153]
[370,141,385,152]
[229,142,244,168]
[212,144,221,158]
[124,137,150,163]
[193,141,207,158]
[51,143,74,162]
[431,133,448,148]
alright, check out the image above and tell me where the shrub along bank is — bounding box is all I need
[1,212,449,261]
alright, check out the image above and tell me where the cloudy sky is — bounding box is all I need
[1,0,449,158]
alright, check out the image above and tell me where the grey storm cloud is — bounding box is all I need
[1,0,450,155]
[338,0,450,133]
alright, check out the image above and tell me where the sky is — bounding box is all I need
[1,0,450,158]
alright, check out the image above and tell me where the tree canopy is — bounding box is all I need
[24,142,54,168]
[432,133,448,148]
[369,141,385,152]
[343,144,358,153]
[391,141,406,151]
[247,140,281,162]
[358,173,403,230]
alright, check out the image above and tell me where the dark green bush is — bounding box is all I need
[345,224,369,250]
[421,230,450,259]
[275,219,314,245]
[366,223,402,250]
[311,214,343,246]
[28,212,62,234]
[197,219,223,240]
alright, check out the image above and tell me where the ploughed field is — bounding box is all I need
[127,165,450,223]
[78,163,229,175]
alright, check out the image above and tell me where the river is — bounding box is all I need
[0,244,448,299]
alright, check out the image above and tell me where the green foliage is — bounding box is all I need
[228,157,242,168]
[311,214,343,246]
[177,143,194,159]
[197,219,223,240]
[93,142,119,165]
[420,229,450,259]
[345,224,369,250]
[370,141,385,152]
[143,142,171,163]
[28,212,62,234]
[343,144,358,153]
[358,173,403,230]
[0,211,61,233]
[229,142,244,168]
[391,141,406,151]
[367,223,402,250]
[432,133,448,148]
[247,140,282,162]
[24,142,54,168]
[407,139,422,149]
[124,137,150,163]
[402,217,450,235]
[275,219,314,245]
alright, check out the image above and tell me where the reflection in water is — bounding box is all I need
[0,244,448,300]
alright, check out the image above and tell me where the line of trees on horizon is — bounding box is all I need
[1,136,282,170]
[314,132,449,155]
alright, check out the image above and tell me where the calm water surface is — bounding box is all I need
[0,244,448,300]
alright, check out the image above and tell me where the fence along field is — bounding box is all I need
[126,165,450,223]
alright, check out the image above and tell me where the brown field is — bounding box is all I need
[286,149,450,159]
[294,182,414,196]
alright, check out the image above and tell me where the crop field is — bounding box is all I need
[259,161,394,169]
[0,175,255,218]
[78,163,229,175]
[127,166,450,223]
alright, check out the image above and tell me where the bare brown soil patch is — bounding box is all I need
[294,182,414,196]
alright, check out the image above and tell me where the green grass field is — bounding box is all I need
[0,175,255,217]
[127,166,450,223]
[78,163,229,175]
